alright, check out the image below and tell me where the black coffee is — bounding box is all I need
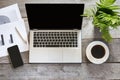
[91,45,105,59]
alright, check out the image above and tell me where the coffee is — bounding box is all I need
[91,45,105,59]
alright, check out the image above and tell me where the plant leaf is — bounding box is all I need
[100,0,116,6]
[82,0,120,42]
[108,5,120,10]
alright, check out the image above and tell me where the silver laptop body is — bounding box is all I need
[25,4,84,63]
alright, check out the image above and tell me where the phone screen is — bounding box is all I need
[7,45,24,68]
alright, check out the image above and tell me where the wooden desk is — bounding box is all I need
[0,0,120,80]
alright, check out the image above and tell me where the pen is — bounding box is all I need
[15,27,27,44]
[10,34,13,43]
[1,34,5,45]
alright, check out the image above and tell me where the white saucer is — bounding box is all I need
[86,41,109,64]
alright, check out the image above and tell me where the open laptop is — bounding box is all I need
[25,4,84,63]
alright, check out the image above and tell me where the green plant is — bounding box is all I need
[84,0,120,42]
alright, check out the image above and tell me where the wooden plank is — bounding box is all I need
[82,18,120,39]
[82,38,120,63]
[0,0,120,18]
[0,63,120,80]
[0,0,120,63]
[0,0,26,17]
[0,0,114,18]
[26,17,120,39]
[0,52,29,63]
[0,0,120,80]
[0,38,120,63]
[0,0,120,39]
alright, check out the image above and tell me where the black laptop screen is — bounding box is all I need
[25,4,84,30]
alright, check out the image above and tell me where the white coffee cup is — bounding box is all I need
[86,41,109,64]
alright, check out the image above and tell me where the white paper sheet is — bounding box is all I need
[0,4,22,23]
[0,20,28,57]
[0,4,28,57]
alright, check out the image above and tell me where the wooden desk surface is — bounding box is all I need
[0,0,120,80]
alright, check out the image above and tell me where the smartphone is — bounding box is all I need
[7,45,24,68]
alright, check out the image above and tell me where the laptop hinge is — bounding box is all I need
[32,29,38,31]
[73,29,79,31]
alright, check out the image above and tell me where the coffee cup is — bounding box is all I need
[86,41,109,64]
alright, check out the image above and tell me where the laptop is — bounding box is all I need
[25,4,84,63]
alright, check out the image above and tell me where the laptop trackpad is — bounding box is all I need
[30,48,62,63]
[62,48,81,63]
[46,48,62,62]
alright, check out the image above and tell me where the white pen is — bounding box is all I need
[15,27,27,44]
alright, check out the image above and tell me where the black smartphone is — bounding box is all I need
[7,45,24,68]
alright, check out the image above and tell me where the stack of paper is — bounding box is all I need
[0,4,28,57]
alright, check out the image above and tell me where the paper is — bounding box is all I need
[0,4,22,24]
[0,4,28,57]
[0,20,28,57]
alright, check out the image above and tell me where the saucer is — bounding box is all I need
[86,41,109,64]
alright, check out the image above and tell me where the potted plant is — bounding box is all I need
[83,0,120,42]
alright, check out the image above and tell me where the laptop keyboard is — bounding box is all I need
[33,32,78,47]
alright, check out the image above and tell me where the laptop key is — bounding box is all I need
[33,45,36,47]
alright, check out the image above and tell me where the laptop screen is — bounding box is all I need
[25,4,84,30]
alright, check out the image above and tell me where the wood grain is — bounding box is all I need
[1,0,120,39]
[0,38,120,63]
[0,0,120,18]
[0,63,120,80]
[82,18,120,39]
[82,38,120,63]
[0,0,120,80]
[0,0,103,18]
